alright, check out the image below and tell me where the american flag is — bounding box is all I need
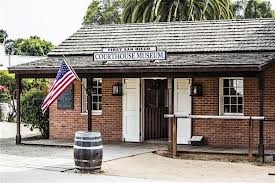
[41,59,78,113]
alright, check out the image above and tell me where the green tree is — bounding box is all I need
[22,78,49,93]
[233,0,275,18]
[21,88,49,138]
[0,71,16,121]
[233,0,247,18]
[5,39,16,55]
[2,31,54,56]
[0,29,8,43]
[83,0,126,25]
[16,36,54,56]
[0,71,16,101]
[0,70,49,123]
[122,0,233,23]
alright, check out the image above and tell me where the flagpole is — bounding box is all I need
[62,55,88,94]
[62,55,80,81]
[61,55,93,132]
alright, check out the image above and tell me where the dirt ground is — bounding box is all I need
[155,150,272,165]
[102,152,275,183]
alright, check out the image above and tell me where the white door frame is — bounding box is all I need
[122,78,141,142]
[174,78,192,144]
[140,79,145,142]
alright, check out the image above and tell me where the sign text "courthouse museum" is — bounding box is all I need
[93,47,166,61]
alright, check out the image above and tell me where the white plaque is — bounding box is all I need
[102,47,157,53]
[93,51,167,61]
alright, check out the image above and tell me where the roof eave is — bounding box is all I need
[8,65,262,76]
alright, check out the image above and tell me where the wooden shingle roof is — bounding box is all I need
[9,52,275,75]
[48,19,275,56]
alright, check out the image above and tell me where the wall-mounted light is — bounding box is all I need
[112,83,122,96]
[191,84,202,96]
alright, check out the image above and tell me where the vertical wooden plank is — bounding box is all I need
[172,117,177,157]
[157,108,159,138]
[257,72,264,163]
[145,108,148,140]
[15,75,21,144]
[152,108,155,138]
[248,118,253,161]
[148,108,152,139]
[160,108,164,138]
[167,78,173,152]
[87,76,93,131]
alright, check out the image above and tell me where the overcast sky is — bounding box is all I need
[0,0,91,45]
[1,0,275,46]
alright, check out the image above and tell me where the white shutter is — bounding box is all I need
[122,78,140,142]
[174,78,192,144]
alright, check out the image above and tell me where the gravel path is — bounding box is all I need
[103,153,275,183]
[0,121,40,139]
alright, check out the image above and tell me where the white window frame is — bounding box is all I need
[81,78,102,115]
[219,77,244,116]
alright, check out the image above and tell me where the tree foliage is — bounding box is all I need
[0,29,8,43]
[15,36,54,56]
[83,0,126,25]
[2,31,54,56]
[233,0,275,18]
[21,88,49,138]
[83,0,234,24]
[0,71,16,102]
[122,0,233,23]
[0,70,49,124]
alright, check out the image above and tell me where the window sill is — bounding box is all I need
[220,113,244,116]
[81,111,102,116]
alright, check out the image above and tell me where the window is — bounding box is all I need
[219,78,243,115]
[82,78,102,114]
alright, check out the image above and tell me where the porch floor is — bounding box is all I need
[177,145,275,156]
[21,138,275,156]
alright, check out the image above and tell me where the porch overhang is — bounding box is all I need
[8,52,275,78]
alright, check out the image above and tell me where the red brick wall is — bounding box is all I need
[49,65,275,146]
[263,64,275,146]
[192,68,275,147]
[49,79,122,142]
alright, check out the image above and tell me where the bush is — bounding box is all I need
[21,88,49,138]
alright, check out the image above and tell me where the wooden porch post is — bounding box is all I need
[258,72,265,162]
[248,118,253,161]
[87,76,93,131]
[15,75,22,144]
[167,78,173,153]
[172,117,177,157]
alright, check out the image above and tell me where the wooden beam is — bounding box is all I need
[167,78,173,153]
[87,76,93,131]
[15,76,21,144]
[248,118,253,161]
[258,72,264,163]
[9,66,262,76]
[172,117,177,157]
[170,114,264,120]
[10,70,260,79]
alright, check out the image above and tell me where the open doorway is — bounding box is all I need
[143,79,168,141]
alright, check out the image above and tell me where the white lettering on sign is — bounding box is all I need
[102,47,157,53]
[93,51,167,61]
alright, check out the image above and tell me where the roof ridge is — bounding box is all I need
[82,18,275,28]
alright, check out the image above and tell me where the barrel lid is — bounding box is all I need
[75,131,101,138]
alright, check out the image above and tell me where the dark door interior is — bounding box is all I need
[144,79,168,140]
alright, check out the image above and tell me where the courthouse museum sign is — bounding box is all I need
[93,46,167,61]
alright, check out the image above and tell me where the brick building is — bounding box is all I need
[9,19,275,152]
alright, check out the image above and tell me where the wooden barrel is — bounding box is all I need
[74,131,103,171]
